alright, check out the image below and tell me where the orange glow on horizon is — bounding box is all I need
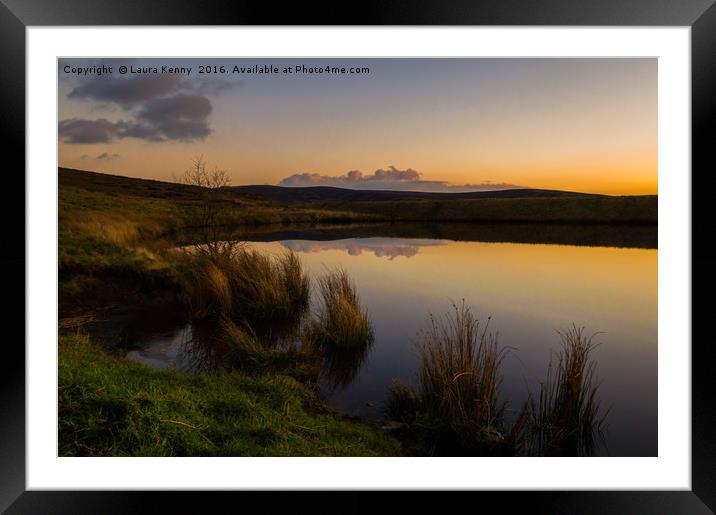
[58,154,657,196]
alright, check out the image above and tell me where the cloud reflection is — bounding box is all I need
[280,237,447,260]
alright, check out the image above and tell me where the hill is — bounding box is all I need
[60,167,606,205]
[59,167,221,201]
[58,167,656,226]
[225,184,604,203]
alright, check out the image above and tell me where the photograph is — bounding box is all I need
[57,56,657,458]
[2,3,709,508]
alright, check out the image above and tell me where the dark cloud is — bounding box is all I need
[278,166,525,193]
[97,152,120,160]
[113,120,163,141]
[134,94,212,141]
[58,118,118,144]
[59,94,212,144]
[65,60,239,108]
[68,73,183,108]
[61,60,236,144]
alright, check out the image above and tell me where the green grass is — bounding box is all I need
[59,333,400,457]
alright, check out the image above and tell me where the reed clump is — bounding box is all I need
[415,302,513,453]
[310,269,374,350]
[386,302,539,455]
[181,245,310,329]
[525,325,607,456]
[386,307,607,456]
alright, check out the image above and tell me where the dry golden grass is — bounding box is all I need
[310,269,374,350]
[61,210,167,248]
[185,259,233,320]
[181,245,310,329]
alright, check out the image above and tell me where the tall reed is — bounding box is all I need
[526,325,607,456]
[413,301,510,453]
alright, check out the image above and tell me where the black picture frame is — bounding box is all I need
[2,1,714,513]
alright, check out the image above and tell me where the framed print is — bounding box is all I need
[3,0,715,512]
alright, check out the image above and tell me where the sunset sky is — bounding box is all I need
[58,58,657,195]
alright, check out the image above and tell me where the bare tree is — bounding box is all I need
[178,156,234,249]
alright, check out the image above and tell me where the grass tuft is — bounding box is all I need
[180,246,310,329]
[310,269,374,350]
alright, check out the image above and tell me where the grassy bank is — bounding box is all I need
[58,179,364,314]
[60,168,375,229]
[59,333,399,456]
[305,195,657,225]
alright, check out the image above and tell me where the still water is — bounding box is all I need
[102,226,658,456]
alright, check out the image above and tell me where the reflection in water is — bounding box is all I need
[124,325,194,371]
[319,339,374,393]
[119,313,375,397]
[281,237,447,259]
[182,321,233,373]
[123,323,224,373]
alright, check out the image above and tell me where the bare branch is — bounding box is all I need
[175,157,233,247]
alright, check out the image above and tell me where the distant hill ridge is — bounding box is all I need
[59,167,605,204]
[225,184,604,203]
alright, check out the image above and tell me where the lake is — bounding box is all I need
[93,224,657,457]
